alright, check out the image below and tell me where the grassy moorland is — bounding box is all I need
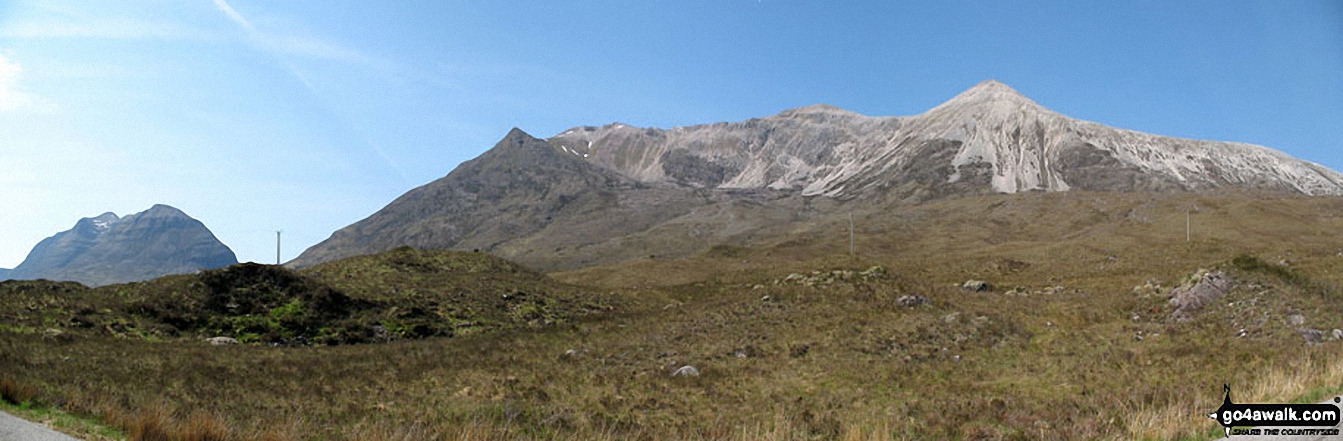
[4,192,1343,440]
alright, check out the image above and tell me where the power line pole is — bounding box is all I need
[849,212,854,256]
[276,230,282,265]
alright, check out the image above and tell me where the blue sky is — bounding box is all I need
[0,0,1340,267]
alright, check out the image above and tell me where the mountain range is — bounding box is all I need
[288,80,1343,270]
[4,204,237,287]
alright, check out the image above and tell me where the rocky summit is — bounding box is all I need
[551,80,1342,198]
[292,80,1343,270]
[5,204,237,287]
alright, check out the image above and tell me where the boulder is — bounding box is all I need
[1299,328,1325,344]
[962,280,992,292]
[1169,271,1231,321]
[207,336,239,346]
[671,365,700,377]
[897,295,930,307]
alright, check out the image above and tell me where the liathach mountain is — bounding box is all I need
[4,204,238,287]
[291,80,1343,270]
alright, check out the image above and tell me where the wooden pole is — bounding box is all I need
[276,230,282,265]
[849,212,855,256]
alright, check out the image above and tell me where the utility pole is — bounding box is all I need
[849,212,855,256]
[276,230,282,265]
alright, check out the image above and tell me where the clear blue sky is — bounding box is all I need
[1,0,1340,267]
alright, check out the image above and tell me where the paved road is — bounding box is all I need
[0,411,78,441]
[1215,396,1343,441]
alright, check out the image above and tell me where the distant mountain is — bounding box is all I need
[0,268,8,281]
[293,80,1343,269]
[7,205,237,287]
[550,80,1343,198]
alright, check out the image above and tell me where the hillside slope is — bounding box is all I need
[0,247,612,345]
[290,128,799,269]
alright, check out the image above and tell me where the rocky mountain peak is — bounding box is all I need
[76,212,121,234]
[138,204,190,219]
[921,79,1048,119]
[501,127,535,145]
[955,79,1032,101]
[480,127,583,169]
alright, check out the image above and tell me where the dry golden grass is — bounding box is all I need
[0,377,40,405]
[1124,352,1343,440]
[6,191,1343,440]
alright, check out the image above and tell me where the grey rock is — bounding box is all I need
[860,266,887,278]
[1170,271,1232,322]
[671,365,700,377]
[962,280,992,292]
[206,336,239,346]
[897,295,930,307]
[1333,329,1343,340]
[1299,328,1325,344]
[1289,314,1306,326]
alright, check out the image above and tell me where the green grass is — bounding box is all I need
[0,383,126,440]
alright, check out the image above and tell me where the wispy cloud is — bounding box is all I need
[267,35,376,65]
[209,0,406,179]
[210,0,254,31]
[210,0,376,66]
[0,55,58,114]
